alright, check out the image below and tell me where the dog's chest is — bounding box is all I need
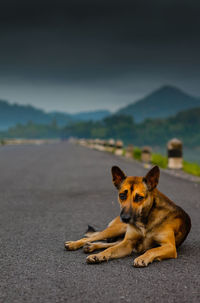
[132,222,154,253]
[135,221,146,237]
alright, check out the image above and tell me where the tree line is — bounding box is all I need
[1,107,200,147]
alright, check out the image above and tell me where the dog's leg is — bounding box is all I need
[65,216,127,250]
[133,244,177,267]
[86,224,141,263]
[86,238,134,263]
[83,240,122,253]
[134,229,177,267]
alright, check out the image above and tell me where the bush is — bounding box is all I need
[133,147,142,160]
[151,153,168,169]
[183,161,200,177]
[122,149,126,156]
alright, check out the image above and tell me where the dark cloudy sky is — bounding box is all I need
[0,0,200,113]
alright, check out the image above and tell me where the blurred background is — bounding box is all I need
[0,0,200,166]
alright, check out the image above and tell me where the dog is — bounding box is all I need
[65,165,191,267]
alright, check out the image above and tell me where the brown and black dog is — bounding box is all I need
[65,166,191,267]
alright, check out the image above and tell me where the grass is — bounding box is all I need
[133,147,142,160]
[151,153,168,169]
[183,161,200,177]
[126,146,200,178]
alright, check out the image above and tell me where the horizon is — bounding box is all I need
[1,84,199,115]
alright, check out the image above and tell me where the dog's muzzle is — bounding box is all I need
[120,209,131,223]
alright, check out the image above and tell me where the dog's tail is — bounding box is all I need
[84,225,99,237]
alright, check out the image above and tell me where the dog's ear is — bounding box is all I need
[111,166,126,189]
[143,166,160,191]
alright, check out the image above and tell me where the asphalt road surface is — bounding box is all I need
[0,142,199,303]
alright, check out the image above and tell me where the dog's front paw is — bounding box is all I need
[83,242,95,253]
[65,241,80,251]
[133,256,150,267]
[86,253,107,264]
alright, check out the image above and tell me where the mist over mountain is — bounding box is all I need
[0,85,200,130]
[0,100,54,130]
[0,100,110,130]
[117,86,200,122]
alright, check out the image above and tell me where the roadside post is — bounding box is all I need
[167,138,183,169]
[125,144,134,158]
[115,140,124,156]
[141,146,152,168]
[107,139,115,152]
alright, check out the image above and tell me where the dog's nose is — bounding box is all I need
[120,211,131,223]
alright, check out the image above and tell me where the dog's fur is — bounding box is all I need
[65,166,191,267]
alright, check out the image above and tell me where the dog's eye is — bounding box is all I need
[119,190,127,201]
[134,194,144,202]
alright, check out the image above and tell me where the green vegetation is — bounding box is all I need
[112,147,116,154]
[132,150,200,177]
[133,147,142,160]
[183,161,200,177]
[132,148,168,169]
[151,153,168,169]
[130,147,199,178]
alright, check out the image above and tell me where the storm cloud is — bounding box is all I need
[0,0,200,112]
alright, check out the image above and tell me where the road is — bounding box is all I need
[0,142,199,303]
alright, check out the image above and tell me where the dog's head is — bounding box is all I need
[111,165,160,224]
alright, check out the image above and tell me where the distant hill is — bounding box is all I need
[0,100,110,130]
[60,106,200,147]
[0,100,55,130]
[117,86,200,122]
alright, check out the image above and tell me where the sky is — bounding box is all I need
[0,0,200,113]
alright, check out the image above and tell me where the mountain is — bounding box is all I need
[0,100,110,130]
[0,100,73,130]
[1,84,199,130]
[117,86,200,122]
